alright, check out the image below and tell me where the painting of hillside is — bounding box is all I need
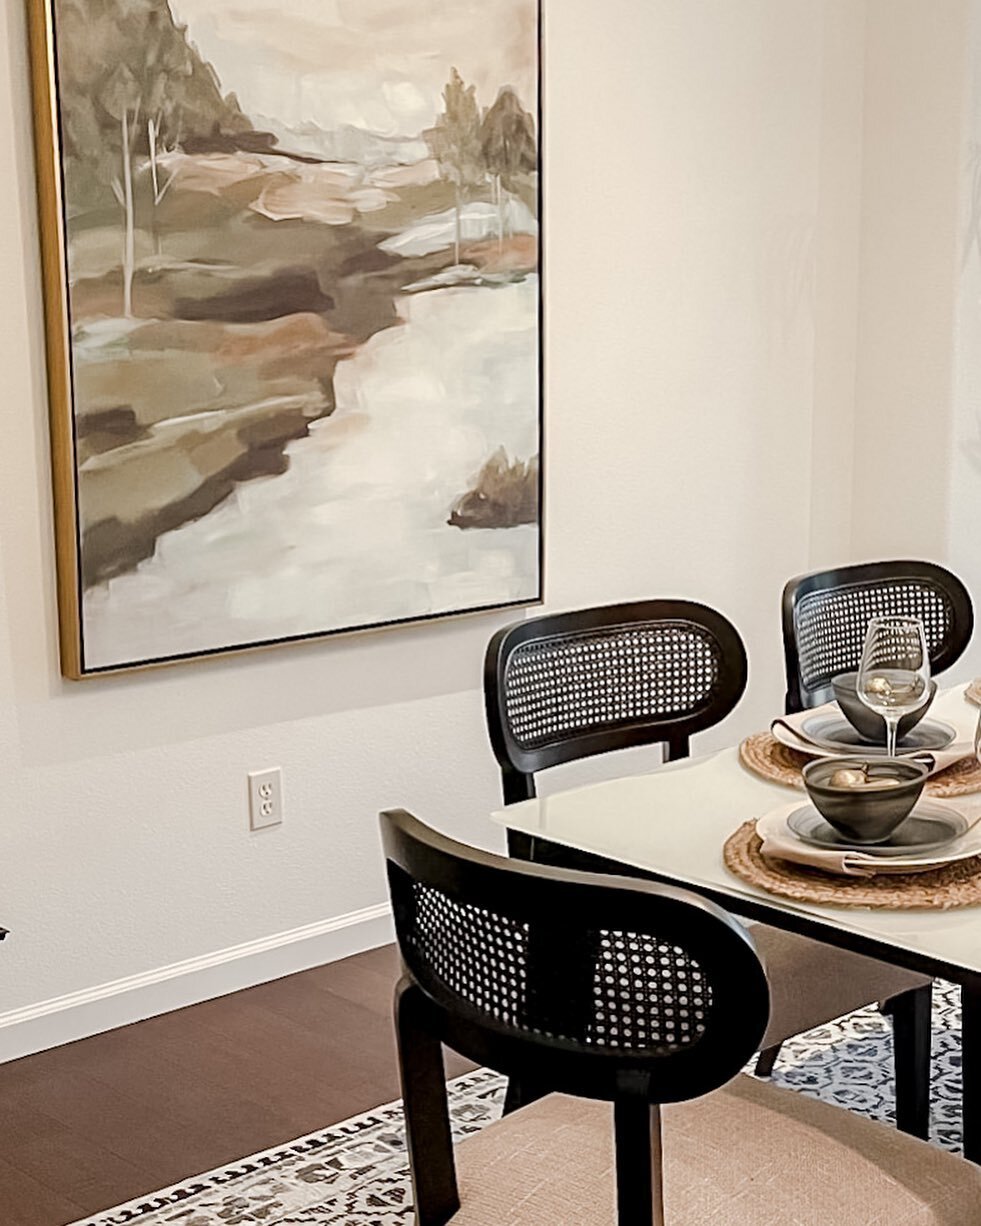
[33,0,540,673]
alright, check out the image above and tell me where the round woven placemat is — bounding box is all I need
[724,820,981,909]
[738,731,981,798]
[967,678,981,707]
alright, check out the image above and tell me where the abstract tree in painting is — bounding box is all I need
[35,0,541,673]
[429,69,484,265]
[57,0,250,309]
[481,88,538,248]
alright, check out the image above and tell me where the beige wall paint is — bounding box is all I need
[0,0,880,1039]
[851,0,969,562]
[544,0,857,708]
[808,0,866,568]
[949,2,981,684]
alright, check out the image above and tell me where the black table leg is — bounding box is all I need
[964,979,981,1163]
[506,829,536,861]
[891,983,931,1139]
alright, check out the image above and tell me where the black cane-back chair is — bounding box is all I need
[483,601,932,1134]
[381,810,981,1225]
[484,599,747,804]
[782,559,973,714]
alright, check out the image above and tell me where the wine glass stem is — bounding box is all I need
[885,714,899,757]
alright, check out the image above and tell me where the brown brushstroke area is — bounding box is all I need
[57,0,539,589]
[449,448,539,529]
[81,395,319,584]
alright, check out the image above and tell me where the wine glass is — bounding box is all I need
[974,702,981,768]
[857,615,930,757]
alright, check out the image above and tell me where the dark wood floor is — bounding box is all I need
[0,944,471,1226]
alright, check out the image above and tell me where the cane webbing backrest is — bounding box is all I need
[783,562,973,712]
[485,601,748,781]
[381,809,769,1102]
[406,880,710,1052]
[504,623,721,750]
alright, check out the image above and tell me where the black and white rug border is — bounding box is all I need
[70,1068,503,1226]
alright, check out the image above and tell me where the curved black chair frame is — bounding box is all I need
[382,808,770,1226]
[484,599,748,805]
[782,559,973,714]
[483,597,934,1131]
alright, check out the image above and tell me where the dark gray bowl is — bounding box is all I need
[801,756,929,844]
[832,672,936,745]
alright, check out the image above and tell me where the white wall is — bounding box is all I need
[839,2,981,690]
[950,1,981,683]
[546,0,862,716]
[852,0,969,565]
[0,0,868,1054]
[808,1,866,567]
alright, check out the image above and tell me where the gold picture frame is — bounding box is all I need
[27,0,83,676]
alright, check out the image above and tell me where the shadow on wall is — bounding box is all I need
[10,602,529,767]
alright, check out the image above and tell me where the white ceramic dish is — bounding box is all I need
[773,714,957,758]
[786,801,968,857]
[756,802,981,875]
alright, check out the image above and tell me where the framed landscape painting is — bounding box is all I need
[28,0,542,677]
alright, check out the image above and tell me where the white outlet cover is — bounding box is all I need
[248,767,283,830]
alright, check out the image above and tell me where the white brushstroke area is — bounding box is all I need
[380,200,537,257]
[82,278,540,667]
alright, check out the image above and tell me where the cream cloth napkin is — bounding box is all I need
[771,683,978,775]
[755,800,981,878]
[757,803,892,876]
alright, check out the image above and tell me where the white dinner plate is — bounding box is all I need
[758,803,981,874]
[786,801,968,857]
[773,714,957,758]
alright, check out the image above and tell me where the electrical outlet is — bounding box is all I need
[248,767,283,830]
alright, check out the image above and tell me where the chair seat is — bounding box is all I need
[451,1075,981,1225]
[750,923,931,1048]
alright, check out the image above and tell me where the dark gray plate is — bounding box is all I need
[801,714,956,755]
[787,801,968,857]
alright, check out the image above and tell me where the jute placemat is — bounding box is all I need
[724,820,981,909]
[739,731,981,798]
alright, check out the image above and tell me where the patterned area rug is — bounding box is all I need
[72,981,964,1225]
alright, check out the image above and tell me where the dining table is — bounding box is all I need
[489,682,981,1163]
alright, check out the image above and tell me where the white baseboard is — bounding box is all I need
[0,902,394,1064]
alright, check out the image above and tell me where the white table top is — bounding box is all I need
[490,684,981,982]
